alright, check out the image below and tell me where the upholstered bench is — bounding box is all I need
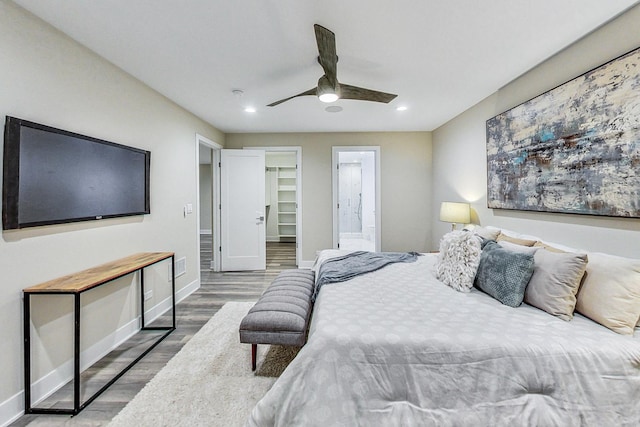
[239,269,315,370]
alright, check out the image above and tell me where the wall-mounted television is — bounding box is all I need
[2,116,150,230]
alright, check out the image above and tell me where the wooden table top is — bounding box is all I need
[23,252,174,294]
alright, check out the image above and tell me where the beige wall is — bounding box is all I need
[226,132,433,261]
[432,4,640,257]
[0,2,224,416]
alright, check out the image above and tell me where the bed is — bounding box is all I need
[247,249,640,426]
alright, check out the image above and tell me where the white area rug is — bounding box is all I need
[109,302,296,427]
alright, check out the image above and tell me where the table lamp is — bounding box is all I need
[439,201,470,231]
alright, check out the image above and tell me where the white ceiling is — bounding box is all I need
[14,0,639,133]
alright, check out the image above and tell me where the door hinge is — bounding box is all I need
[219,161,221,167]
[219,246,222,252]
[219,204,221,210]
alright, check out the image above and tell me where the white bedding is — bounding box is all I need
[247,253,640,426]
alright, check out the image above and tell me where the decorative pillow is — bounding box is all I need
[436,230,482,292]
[498,240,588,319]
[575,252,640,335]
[525,250,588,321]
[496,232,536,247]
[474,241,535,307]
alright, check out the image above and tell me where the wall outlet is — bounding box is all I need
[144,290,153,301]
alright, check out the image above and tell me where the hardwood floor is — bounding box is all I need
[11,239,296,426]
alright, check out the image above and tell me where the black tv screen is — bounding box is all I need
[3,116,150,230]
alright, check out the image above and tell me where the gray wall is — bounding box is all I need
[0,2,224,416]
[432,4,640,257]
[226,132,433,261]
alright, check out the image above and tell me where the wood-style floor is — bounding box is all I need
[11,239,296,427]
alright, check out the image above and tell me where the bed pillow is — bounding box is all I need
[525,250,588,321]
[496,232,537,247]
[575,252,640,335]
[533,241,566,253]
[474,241,535,307]
[436,230,482,292]
[498,240,539,255]
[473,226,501,241]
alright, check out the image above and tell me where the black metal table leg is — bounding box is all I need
[23,293,31,413]
[74,293,81,414]
[140,269,146,328]
[171,255,176,328]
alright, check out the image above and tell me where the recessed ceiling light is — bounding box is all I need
[396,106,408,111]
[325,106,343,113]
[244,107,256,113]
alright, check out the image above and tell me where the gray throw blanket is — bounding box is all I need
[312,251,420,302]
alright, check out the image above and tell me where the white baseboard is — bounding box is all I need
[0,278,200,427]
[0,391,24,427]
[176,278,200,304]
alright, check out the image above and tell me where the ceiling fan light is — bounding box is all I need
[319,92,339,103]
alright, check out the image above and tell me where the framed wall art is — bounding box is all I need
[486,46,640,218]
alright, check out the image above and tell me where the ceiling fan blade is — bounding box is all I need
[267,88,317,107]
[314,24,338,86]
[339,84,397,103]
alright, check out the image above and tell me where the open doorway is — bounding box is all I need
[332,147,380,251]
[196,141,302,271]
[196,134,221,273]
[246,146,302,267]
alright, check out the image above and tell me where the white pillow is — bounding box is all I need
[575,252,640,335]
[498,240,539,255]
[473,226,501,241]
[525,250,588,321]
[436,231,482,292]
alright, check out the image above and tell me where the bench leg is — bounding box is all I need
[252,344,257,371]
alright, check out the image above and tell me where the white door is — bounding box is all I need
[220,149,266,271]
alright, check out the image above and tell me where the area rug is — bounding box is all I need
[108,302,299,427]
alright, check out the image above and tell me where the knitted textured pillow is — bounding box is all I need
[474,241,535,307]
[436,230,482,292]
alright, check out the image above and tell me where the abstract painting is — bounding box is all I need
[486,46,640,218]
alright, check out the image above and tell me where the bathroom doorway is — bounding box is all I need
[332,147,380,251]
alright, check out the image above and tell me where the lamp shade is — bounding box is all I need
[439,201,470,225]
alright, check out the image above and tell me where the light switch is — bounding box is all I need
[186,203,193,214]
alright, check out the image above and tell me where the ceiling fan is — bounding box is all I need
[267,24,398,107]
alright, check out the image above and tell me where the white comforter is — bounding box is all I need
[247,253,640,426]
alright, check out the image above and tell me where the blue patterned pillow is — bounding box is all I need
[474,241,535,307]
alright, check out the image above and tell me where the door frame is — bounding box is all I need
[195,133,222,272]
[244,146,302,266]
[332,146,381,251]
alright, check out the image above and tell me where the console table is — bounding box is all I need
[23,252,176,415]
